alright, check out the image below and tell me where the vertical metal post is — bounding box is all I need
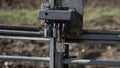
[49,0,62,8]
[50,38,56,68]
[49,0,65,68]
[56,42,64,68]
[56,23,65,68]
[49,0,55,8]
[64,44,69,68]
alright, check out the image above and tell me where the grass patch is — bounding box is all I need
[84,6,120,30]
[84,6,120,23]
[0,9,39,26]
[0,7,120,27]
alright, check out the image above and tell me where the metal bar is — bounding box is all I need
[50,38,56,68]
[63,44,69,68]
[54,0,62,7]
[0,24,40,31]
[64,58,120,67]
[81,40,120,45]
[1,56,120,67]
[65,34,120,41]
[56,42,65,68]
[49,0,55,8]
[57,52,64,68]
[0,29,43,34]
[83,30,120,35]
[80,34,120,41]
[65,39,120,45]
[0,55,50,62]
[0,36,50,41]
[0,29,43,37]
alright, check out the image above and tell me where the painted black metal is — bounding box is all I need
[0,24,40,31]
[0,29,43,37]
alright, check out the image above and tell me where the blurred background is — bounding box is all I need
[0,0,120,68]
[0,0,120,30]
[84,0,120,30]
[0,0,41,25]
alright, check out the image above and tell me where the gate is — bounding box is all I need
[0,0,120,68]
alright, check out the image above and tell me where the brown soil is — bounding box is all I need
[0,39,120,68]
[0,39,49,68]
[0,0,120,9]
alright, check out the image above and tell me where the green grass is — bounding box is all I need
[84,6,120,23]
[0,6,120,27]
[0,9,38,25]
[84,6,120,30]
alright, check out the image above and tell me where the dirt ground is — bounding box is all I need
[0,39,49,68]
[0,38,120,68]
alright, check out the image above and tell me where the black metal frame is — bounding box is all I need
[0,25,120,68]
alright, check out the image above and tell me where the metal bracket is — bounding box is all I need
[38,9,75,20]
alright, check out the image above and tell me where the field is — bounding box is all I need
[0,9,38,25]
[84,6,120,30]
[0,0,120,68]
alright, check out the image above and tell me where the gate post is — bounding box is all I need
[63,44,69,68]
[50,38,56,68]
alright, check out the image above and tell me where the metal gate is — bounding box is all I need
[1,0,120,68]
[0,25,120,68]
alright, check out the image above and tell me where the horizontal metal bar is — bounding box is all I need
[80,40,120,45]
[0,29,44,37]
[65,39,120,45]
[83,30,120,35]
[80,34,120,41]
[0,29,42,34]
[0,56,120,67]
[0,36,50,41]
[64,58,120,67]
[0,24,40,31]
[0,55,50,62]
